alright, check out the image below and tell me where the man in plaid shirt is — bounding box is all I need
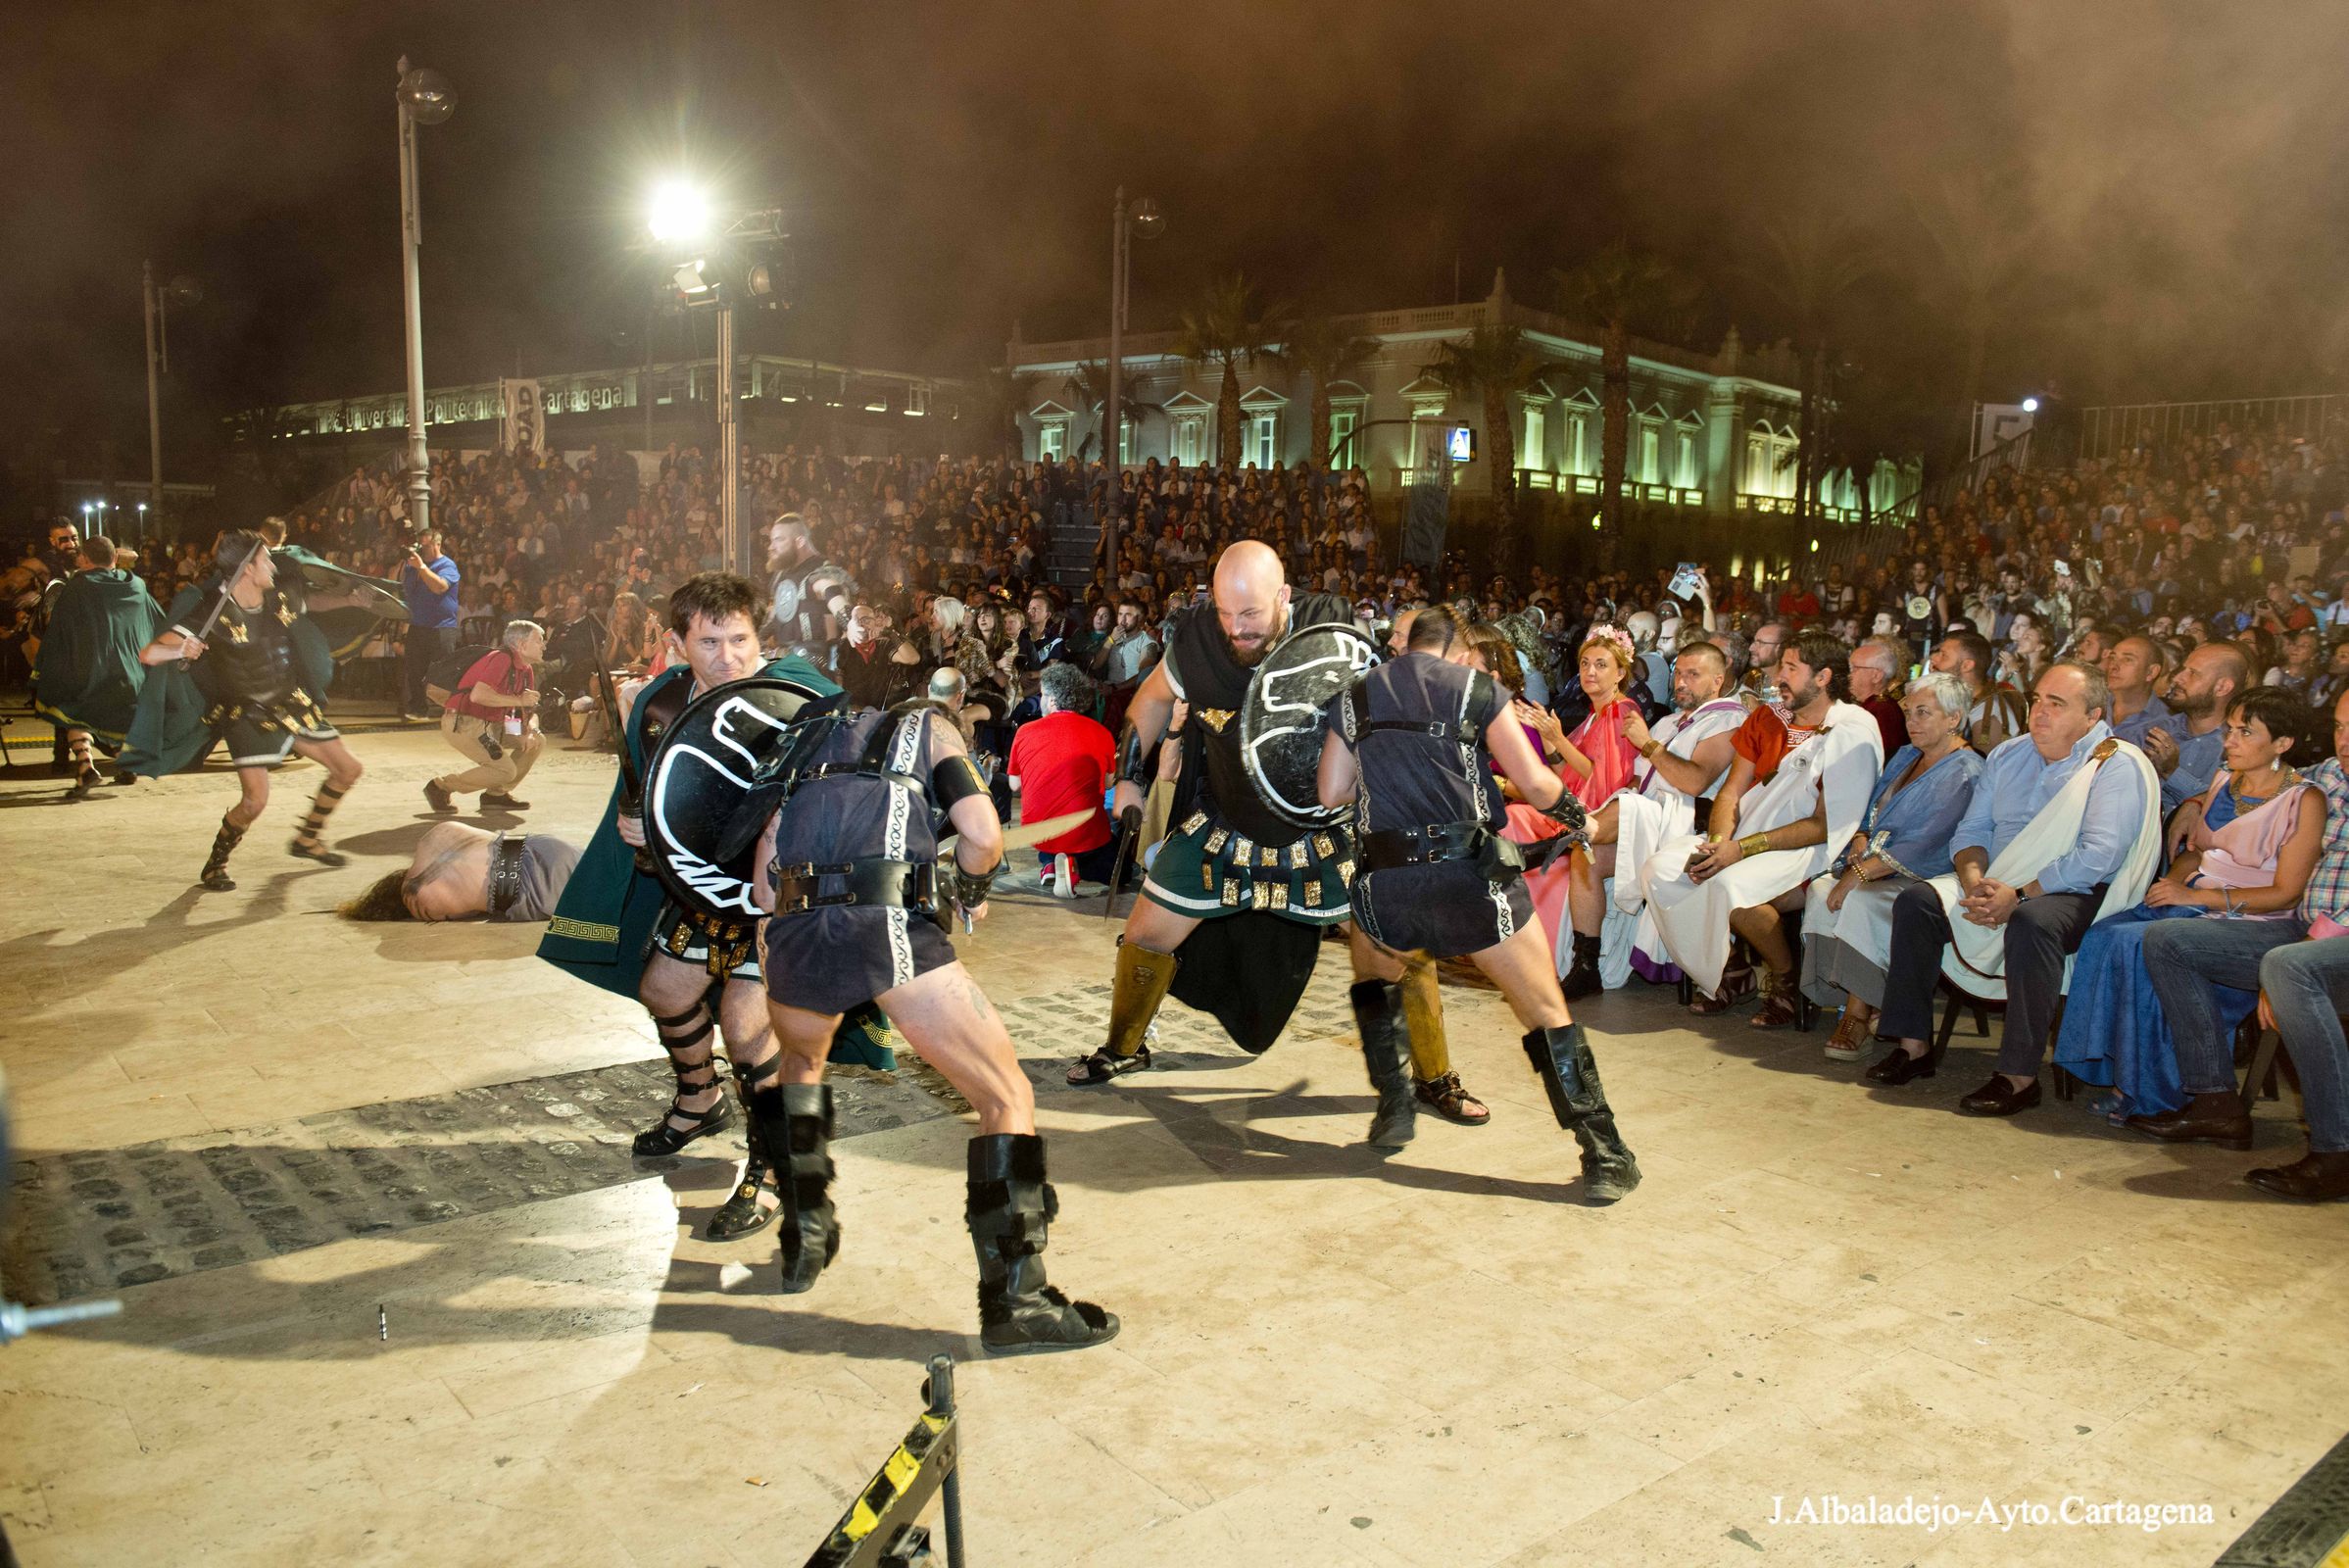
[2137,687,2349,1200]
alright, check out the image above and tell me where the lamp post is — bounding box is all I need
[141,264,201,539]
[1101,189,1162,588]
[395,59,455,535]
[647,186,784,578]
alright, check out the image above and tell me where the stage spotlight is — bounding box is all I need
[2022,396,2040,414]
[648,181,710,246]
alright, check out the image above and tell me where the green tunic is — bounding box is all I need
[535,658,896,1070]
[31,568,162,745]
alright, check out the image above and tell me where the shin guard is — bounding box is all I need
[965,1134,1117,1354]
[748,1082,839,1292]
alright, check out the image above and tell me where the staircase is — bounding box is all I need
[1046,506,1101,590]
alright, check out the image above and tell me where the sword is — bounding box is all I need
[186,533,273,647]
[1101,805,1143,921]
[571,611,652,873]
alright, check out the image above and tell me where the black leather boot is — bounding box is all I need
[1348,980,1417,1151]
[1560,932,1603,1001]
[965,1134,1119,1355]
[746,1082,840,1292]
[1521,1023,1641,1203]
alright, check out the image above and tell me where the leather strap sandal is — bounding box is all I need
[1413,1071,1491,1125]
[1065,1046,1151,1085]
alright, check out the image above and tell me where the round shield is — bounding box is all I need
[643,675,838,919]
[1240,619,1382,828]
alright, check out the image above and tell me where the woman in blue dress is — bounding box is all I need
[1802,672,1984,1060]
[2054,689,2327,1125]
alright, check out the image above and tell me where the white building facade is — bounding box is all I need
[1009,272,1915,526]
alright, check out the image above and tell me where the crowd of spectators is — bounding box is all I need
[11,412,2349,1200]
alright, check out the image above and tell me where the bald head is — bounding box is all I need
[1211,540,1291,664]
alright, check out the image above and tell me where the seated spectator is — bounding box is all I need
[1804,671,1984,1060]
[1548,639,1746,997]
[1864,662,2161,1113]
[2133,686,2349,1198]
[1847,634,1910,758]
[1007,663,1118,899]
[2055,689,2325,1121]
[2099,633,2174,747]
[1507,625,1645,950]
[831,601,917,711]
[1641,632,1884,1019]
[2144,641,2249,820]
[1931,628,2026,754]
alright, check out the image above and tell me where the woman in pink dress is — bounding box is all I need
[1504,625,1643,951]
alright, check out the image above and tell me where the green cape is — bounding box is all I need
[31,569,162,745]
[534,658,897,1070]
[118,583,225,776]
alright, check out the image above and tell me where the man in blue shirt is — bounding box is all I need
[1867,662,2152,1115]
[2100,634,2174,749]
[400,527,461,720]
[2141,641,2246,820]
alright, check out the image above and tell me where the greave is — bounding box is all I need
[1396,954,1450,1083]
[1102,941,1178,1058]
[746,1082,839,1291]
[1348,979,1418,1150]
[965,1134,1118,1354]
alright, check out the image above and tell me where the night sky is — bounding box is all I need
[8,0,2349,492]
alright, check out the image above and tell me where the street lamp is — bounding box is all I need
[1101,189,1163,584]
[395,58,455,535]
[643,182,786,577]
[141,266,201,537]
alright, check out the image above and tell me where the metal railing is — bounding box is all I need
[2078,394,2349,463]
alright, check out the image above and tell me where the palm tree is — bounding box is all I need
[1266,317,1379,466]
[1172,274,1286,466]
[1749,212,1878,527]
[1551,245,1700,535]
[1065,361,1163,464]
[965,368,1039,461]
[1425,322,1567,563]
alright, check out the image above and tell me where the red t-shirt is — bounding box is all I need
[447,649,531,722]
[1006,710,1114,854]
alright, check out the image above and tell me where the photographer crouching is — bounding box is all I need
[424,618,545,815]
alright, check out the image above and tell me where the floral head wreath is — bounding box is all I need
[1583,622,1639,669]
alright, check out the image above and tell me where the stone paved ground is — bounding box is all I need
[1,718,2344,1566]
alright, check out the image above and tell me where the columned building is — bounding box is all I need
[1008,271,1917,527]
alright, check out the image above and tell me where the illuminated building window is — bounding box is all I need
[1523,406,1545,471]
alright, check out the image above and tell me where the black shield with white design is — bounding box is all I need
[644,675,838,919]
[1240,619,1381,828]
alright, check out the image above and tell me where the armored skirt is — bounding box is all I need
[1353,861,1535,958]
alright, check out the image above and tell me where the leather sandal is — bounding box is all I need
[1823,1011,1872,1061]
[288,836,348,868]
[1065,1046,1151,1085]
[1413,1071,1491,1125]
[1748,971,1801,1029]
[632,1091,732,1156]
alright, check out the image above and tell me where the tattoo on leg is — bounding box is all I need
[964,978,993,1019]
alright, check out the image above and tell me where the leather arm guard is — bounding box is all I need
[1537,788,1588,837]
[943,853,999,910]
[1114,721,1160,790]
[933,752,989,810]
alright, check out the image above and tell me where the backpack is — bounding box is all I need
[424,644,496,708]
